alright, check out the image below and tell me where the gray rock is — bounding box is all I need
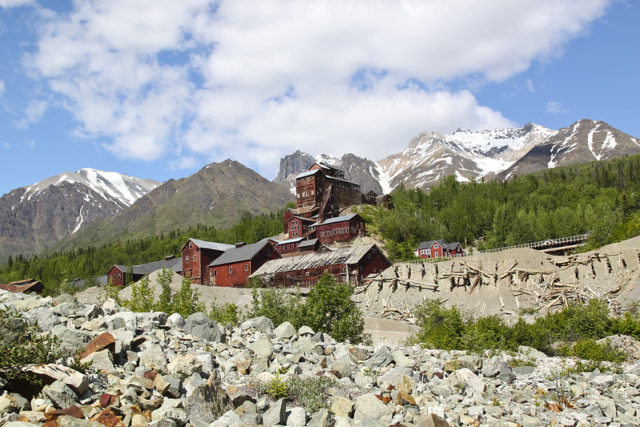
[249,338,274,359]
[591,374,615,388]
[377,366,413,390]
[517,345,547,359]
[81,349,116,372]
[274,321,297,339]
[354,393,393,421]
[263,399,287,426]
[241,316,275,333]
[512,366,535,376]
[107,311,138,330]
[392,350,416,368]
[0,394,19,416]
[24,364,89,395]
[184,371,233,424]
[482,356,502,377]
[168,354,203,380]
[414,412,450,427]
[184,312,224,343]
[447,368,485,393]
[307,408,331,427]
[167,313,186,328]
[211,410,241,427]
[51,325,92,353]
[80,304,103,319]
[298,325,315,336]
[139,344,168,372]
[286,407,307,426]
[151,398,188,426]
[366,345,393,368]
[43,380,77,409]
[330,396,354,418]
[332,355,352,379]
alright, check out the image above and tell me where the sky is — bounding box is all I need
[0,0,639,195]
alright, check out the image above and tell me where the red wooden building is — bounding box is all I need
[250,244,391,287]
[311,214,365,245]
[275,237,304,256]
[107,256,183,287]
[181,238,234,285]
[414,240,465,259]
[285,213,316,238]
[209,239,280,287]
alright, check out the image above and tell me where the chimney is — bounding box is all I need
[235,242,246,248]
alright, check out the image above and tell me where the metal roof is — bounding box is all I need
[416,240,460,251]
[277,237,305,245]
[298,238,318,248]
[311,213,360,227]
[112,257,183,276]
[209,238,275,267]
[295,169,321,179]
[186,238,235,252]
[250,244,379,276]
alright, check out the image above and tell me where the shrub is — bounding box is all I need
[286,376,334,413]
[266,372,288,399]
[209,300,240,326]
[558,338,626,362]
[0,309,63,395]
[248,272,366,343]
[170,277,205,317]
[413,299,464,350]
[461,315,516,353]
[299,272,365,343]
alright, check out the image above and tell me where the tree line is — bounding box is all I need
[361,155,640,260]
[0,207,291,294]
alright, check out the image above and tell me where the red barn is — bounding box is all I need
[209,239,280,287]
[181,238,234,285]
[107,256,183,287]
[250,244,391,287]
[311,214,365,245]
[414,240,465,259]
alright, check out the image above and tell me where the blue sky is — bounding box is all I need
[0,0,638,196]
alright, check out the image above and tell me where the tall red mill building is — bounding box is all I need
[181,238,234,285]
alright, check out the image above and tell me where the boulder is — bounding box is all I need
[79,332,115,359]
[354,393,393,421]
[249,338,274,359]
[168,354,203,380]
[184,313,224,343]
[184,371,233,424]
[263,399,287,426]
[240,316,274,333]
[24,364,88,395]
[330,396,354,418]
[274,322,297,339]
[447,368,485,393]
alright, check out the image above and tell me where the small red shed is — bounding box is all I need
[209,239,280,287]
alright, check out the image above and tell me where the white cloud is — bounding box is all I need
[0,80,5,96]
[27,0,610,177]
[546,101,567,115]
[16,99,47,128]
[525,79,536,93]
[0,0,33,8]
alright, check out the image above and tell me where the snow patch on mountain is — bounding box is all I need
[20,168,159,208]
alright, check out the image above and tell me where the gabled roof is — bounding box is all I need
[312,213,361,227]
[295,169,321,179]
[417,240,461,251]
[112,257,183,276]
[298,238,318,248]
[317,162,341,171]
[291,215,316,223]
[0,279,43,294]
[181,238,235,252]
[251,244,386,276]
[209,238,276,267]
[277,237,305,245]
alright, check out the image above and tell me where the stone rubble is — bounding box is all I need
[1,289,640,426]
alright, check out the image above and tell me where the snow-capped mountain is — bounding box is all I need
[276,120,640,193]
[0,169,159,260]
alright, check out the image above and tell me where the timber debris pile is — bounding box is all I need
[354,237,640,322]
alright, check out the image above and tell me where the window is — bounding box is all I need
[244,263,249,272]
[192,254,197,261]
[189,242,193,249]
[228,266,233,274]
[213,270,217,277]
[118,273,121,278]
[185,257,189,263]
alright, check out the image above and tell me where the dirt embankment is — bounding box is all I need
[355,236,640,324]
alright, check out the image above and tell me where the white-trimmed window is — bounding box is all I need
[228,266,233,274]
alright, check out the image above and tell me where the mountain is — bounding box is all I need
[496,120,640,180]
[0,169,158,260]
[53,160,294,251]
[276,119,640,192]
[274,151,383,194]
